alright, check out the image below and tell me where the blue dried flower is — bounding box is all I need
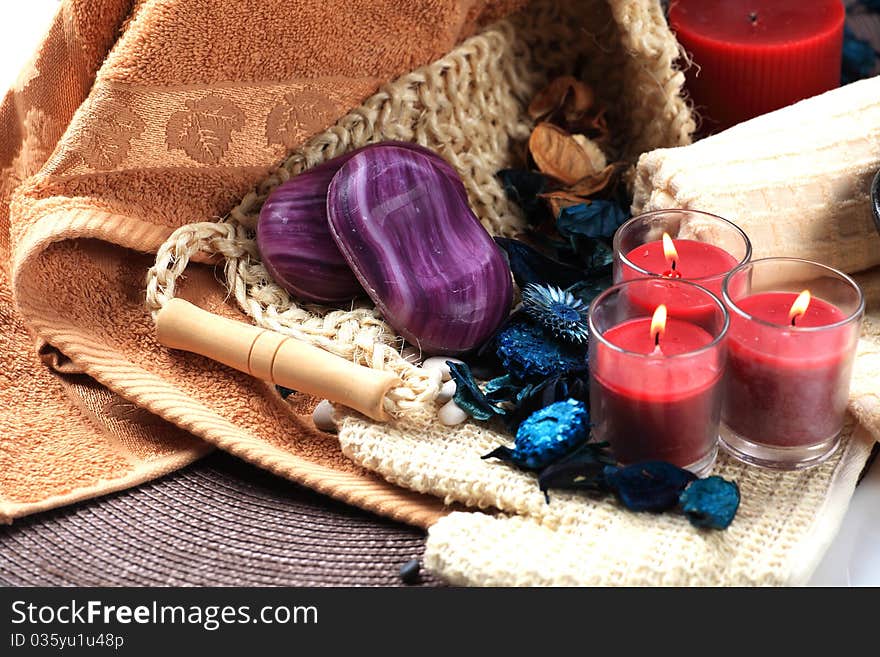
[556,199,628,242]
[447,361,505,421]
[494,238,585,290]
[842,25,878,84]
[497,169,549,225]
[276,385,295,399]
[522,284,590,344]
[604,462,697,513]
[538,441,616,503]
[495,318,588,382]
[566,277,612,308]
[505,373,589,432]
[483,399,589,470]
[679,476,740,530]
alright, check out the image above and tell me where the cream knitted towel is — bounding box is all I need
[337,316,880,586]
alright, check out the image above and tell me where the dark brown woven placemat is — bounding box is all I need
[0,453,441,587]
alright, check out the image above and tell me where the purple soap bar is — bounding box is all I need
[257,142,464,304]
[327,145,512,355]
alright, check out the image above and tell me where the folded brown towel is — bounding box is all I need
[0,0,523,525]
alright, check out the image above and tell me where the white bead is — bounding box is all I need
[438,399,468,426]
[312,399,337,433]
[422,356,464,382]
[436,379,457,404]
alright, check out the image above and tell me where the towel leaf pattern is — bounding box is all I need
[266,90,340,148]
[80,98,145,170]
[166,94,245,164]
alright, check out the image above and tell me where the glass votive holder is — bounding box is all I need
[720,257,865,470]
[613,209,751,326]
[588,278,729,476]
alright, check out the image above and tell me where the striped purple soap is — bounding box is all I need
[257,142,464,304]
[327,145,513,355]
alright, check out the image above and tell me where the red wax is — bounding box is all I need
[723,292,855,447]
[621,239,739,325]
[591,317,723,468]
[669,0,844,132]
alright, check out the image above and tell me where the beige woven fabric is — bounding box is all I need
[145,0,694,418]
[337,319,880,586]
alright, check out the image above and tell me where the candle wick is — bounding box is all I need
[749,11,758,25]
[654,332,660,348]
[791,315,797,327]
[671,259,677,272]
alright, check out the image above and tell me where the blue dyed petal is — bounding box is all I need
[448,361,505,421]
[538,442,616,502]
[680,476,740,530]
[605,462,697,512]
[556,200,628,241]
[497,169,549,225]
[495,319,588,383]
[842,25,878,84]
[483,399,590,470]
[494,238,585,290]
[276,385,296,399]
[511,399,590,469]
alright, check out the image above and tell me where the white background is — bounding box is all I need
[0,1,877,586]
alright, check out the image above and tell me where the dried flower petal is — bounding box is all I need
[276,385,295,399]
[448,361,505,421]
[556,200,628,241]
[679,476,740,530]
[565,163,619,197]
[604,462,697,512]
[494,238,585,290]
[521,284,590,344]
[569,106,609,142]
[495,318,588,383]
[484,399,590,470]
[529,123,606,185]
[483,374,522,404]
[566,277,612,308]
[528,76,595,123]
[497,169,550,225]
[505,373,589,431]
[541,190,590,218]
[538,442,615,502]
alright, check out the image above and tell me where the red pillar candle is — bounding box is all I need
[589,279,729,475]
[669,0,845,132]
[721,258,864,469]
[613,210,751,327]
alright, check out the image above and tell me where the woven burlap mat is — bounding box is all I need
[0,453,439,587]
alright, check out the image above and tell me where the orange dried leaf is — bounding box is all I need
[540,191,590,218]
[566,164,618,197]
[528,76,595,122]
[529,123,606,185]
[569,107,609,142]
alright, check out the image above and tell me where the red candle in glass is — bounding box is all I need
[614,210,751,328]
[721,258,864,469]
[621,236,738,325]
[669,0,845,132]
[589,279,729,475]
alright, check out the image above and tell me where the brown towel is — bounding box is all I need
[0,0,523,526]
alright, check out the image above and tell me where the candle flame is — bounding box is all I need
[651,304,668,347]
[789,290,811,326]
[662,232,678,271]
